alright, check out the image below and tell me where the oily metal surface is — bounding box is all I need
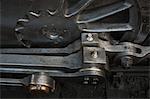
[0,0,141,48]
[0,0,149,98]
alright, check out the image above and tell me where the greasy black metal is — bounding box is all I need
[134,23,150,44]
[78,23,133,32]
[64,0,95,17]
[14,9,80,48]
[120,0,141,42]
[0,65,149,87]
[0,68,105,78]
[77,1,132,23]
[0,0,141,48]
[0,52,82,69]
[1,40,81,55]
[0,0,150,98]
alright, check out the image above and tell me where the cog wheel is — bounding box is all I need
[14,0,146,48]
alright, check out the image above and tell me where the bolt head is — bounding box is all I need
[84,77,90,80]
[92,81,98,85]
[91,50,98,58]
[87,33,94,41]
[83,81,89,84]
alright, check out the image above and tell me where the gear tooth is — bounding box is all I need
[21,40,31,48]
[18,19,29,22]
[15,26,24,32]
[46,9,57,16]
[29,11,41,18]
[16,21,24,27]
[16,32,24,41]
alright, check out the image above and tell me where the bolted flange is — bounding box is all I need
[80,67,105,85]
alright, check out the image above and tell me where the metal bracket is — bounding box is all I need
[83,47,106,64]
